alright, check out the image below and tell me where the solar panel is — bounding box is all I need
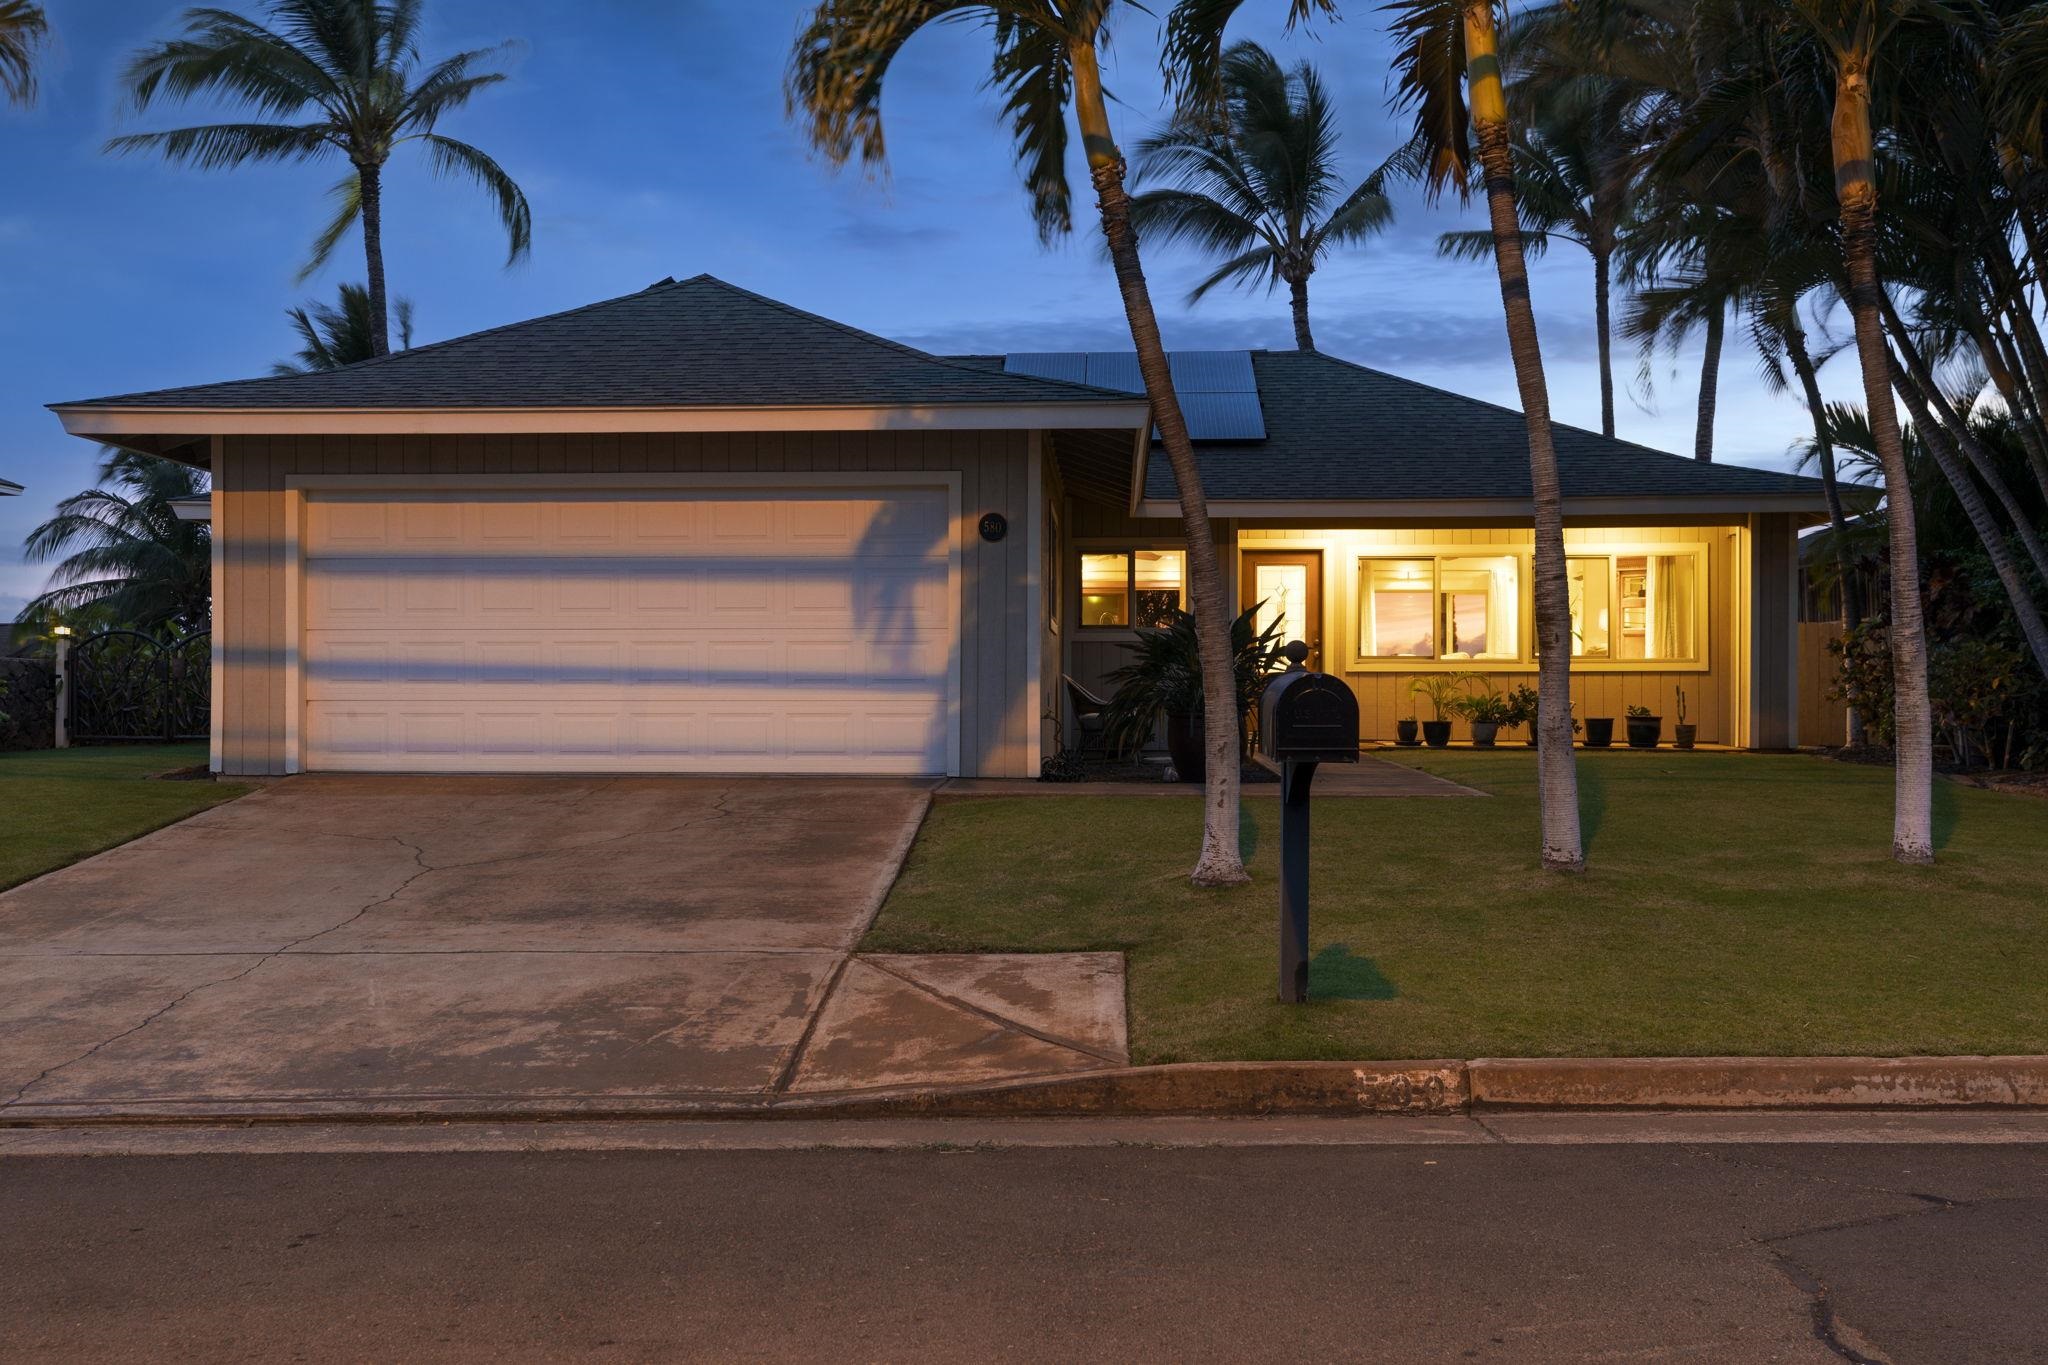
[1004,349,1266,441]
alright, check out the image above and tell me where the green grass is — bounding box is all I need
[869,752,2048,1062]
[0,745,248,891]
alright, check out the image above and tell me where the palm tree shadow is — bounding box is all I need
[1239,795,1260,862]
[1933,773,1962,850]
[1575,754,1608,853]
[1310,944,1397,1001]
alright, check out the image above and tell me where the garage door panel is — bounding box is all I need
[302,489,953,773]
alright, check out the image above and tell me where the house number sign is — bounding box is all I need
[978,512,1008,543]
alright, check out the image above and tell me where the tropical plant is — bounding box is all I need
[109,0,530,358]
[1449,681,1519,726]
[21,449,212,633]
[1128,40,1398,351]
[789,0,1254,885]
[1100,603,1289,756]
[1166,0,1586,871]
[0,0,47,107]
[273,282,414,374]
[1407,670,1479,721]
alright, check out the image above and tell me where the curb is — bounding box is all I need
[6,1056,2047,1127]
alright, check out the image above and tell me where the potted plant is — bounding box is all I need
[1102,603,1288,781]
[1625,703,1662,749]
[1510,683,1581,746]
[1673,687,1696,750]
[1583,715,1616,748]
[1407,673,1475,748]
[1450,682,1517,748]
[1395,715,1420,747]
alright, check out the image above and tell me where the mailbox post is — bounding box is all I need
[1257,643,1360,1003]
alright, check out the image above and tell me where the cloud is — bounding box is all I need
[828,218,962,252]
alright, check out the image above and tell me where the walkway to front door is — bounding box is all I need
[0,776,1125,1119]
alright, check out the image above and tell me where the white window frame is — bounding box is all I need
[1561,545,1712,671]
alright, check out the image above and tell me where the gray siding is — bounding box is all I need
[213,429,1039,777]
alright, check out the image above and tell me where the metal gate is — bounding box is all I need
[66,629,211,744]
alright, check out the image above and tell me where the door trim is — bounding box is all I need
[281,472,964,776]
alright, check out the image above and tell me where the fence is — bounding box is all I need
[57,628,212,746]
[1797,621,1849,747]
[0,655,56,751]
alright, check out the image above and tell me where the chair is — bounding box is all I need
[1063,674,1112,755]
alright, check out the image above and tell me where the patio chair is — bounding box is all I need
[1063,674,1112,755]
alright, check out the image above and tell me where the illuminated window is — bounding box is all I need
[1567,552,1702,662]
[1359,555,1520,660]
[1079,549,1186,629]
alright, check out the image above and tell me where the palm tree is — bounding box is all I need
[109,0,530,358]
[1168,0,1586,872]
[273,282,414,374]
[1436,95,1630,436]
[0,0,47,107]
[1789,0,1939,863]
[22,450,212,633]
[789,0,1252,887]
[1127,41,1396,351]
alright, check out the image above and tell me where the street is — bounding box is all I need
[3,1118,2045,1362]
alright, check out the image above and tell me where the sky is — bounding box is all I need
[0,0,1843,621]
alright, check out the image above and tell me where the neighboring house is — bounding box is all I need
[50,275,1833,778]
[0,477,22,496]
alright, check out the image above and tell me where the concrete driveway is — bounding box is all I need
[0,776,1126,1119]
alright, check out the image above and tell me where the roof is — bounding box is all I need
[55,275,1138,413]
[1136,350,1830,508]
[0,477,21,496]
[1002,351,1266,440]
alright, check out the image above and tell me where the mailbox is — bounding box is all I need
[1258,669,1361,764]
[1258,645,1358,1004]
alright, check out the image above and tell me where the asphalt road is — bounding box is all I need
[3,1136,2044,1363]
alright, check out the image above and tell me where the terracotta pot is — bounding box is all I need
[1626,714,1663,749]
[1396,719,1420,747]
[1583,717,1615,748]
[1422,720,1452,748]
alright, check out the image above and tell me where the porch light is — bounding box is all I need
[52,625,73,637]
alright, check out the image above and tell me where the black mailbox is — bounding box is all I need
[1258,669,1361,764]
[1258,645,1359,1004]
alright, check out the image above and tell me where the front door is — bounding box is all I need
[1241,551,1324,669]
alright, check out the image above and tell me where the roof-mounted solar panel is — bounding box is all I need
[1004,349,1265,441]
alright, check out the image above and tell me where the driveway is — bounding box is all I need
[0,776,1126,1119]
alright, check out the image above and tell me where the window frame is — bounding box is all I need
[1346,542,1711,673]
[1072,541,1191,634]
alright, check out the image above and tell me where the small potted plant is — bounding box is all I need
[1450,682,1517,749]
[1625,703,1663,749]
[1407,673,1474,748]
[1395,715,1420,747]
[1673,687,1696,750]
[1512,684,1582,746]
[1583,715,1616,748]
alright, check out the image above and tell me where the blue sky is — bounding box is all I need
[0,0,1839,620]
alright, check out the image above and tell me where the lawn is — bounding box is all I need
[0,745,248,892]
[869,752,2048,1062]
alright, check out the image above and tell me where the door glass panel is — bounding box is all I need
[1080,553,1130,627]
[1253,562,1309,648]
[1361,559,1434,658]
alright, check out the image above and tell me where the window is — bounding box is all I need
[1359,554,1520,661]
[1568,552,1702,662]
[1079,549,1185,628]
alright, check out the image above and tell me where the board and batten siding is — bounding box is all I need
[212,429,1042,778]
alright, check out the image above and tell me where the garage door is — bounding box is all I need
[301,488,954,773]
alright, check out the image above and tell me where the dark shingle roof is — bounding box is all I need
[58,276,1140,413]
[1141,350,1828,504]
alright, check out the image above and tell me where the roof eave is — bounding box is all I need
[1134,493,1837,520]
[52,401,1152,440]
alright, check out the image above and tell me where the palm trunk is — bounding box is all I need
[1885,297,2048,587]
[1694,303,1723,462]
[359,161,391,358]
[1288,274,1315,351]
[1832,59,1933,864]
[1787,320,1865,744]
[1593,247,1615,438]
[1889,353,2048,684]
[1071,39,1246,887]
[1466,0,1582,872]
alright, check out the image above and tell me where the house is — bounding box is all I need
[50,275,1832,778]
[0,477,22,496]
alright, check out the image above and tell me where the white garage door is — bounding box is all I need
[301,488,954,774]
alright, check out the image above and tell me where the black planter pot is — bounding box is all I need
[1469,721,1500,748]
[1583,717,1615,748]
[1626,715,1663,749]
[1395,719,1420,747]
[1165,711,1205,782]
[1674,723,1697,750]
[1422,720,1452,748]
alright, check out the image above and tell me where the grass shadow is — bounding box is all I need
[1575,752,1609,852]
[1934,773,1963,851]
[1310,943,1397,1001]
[1239,797,1261,862]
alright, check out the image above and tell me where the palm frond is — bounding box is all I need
[0,0,50,107]
[416,133,533,263]
[1385,0,1473,200]
[298,170,363,282]
[106,120,331,169]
